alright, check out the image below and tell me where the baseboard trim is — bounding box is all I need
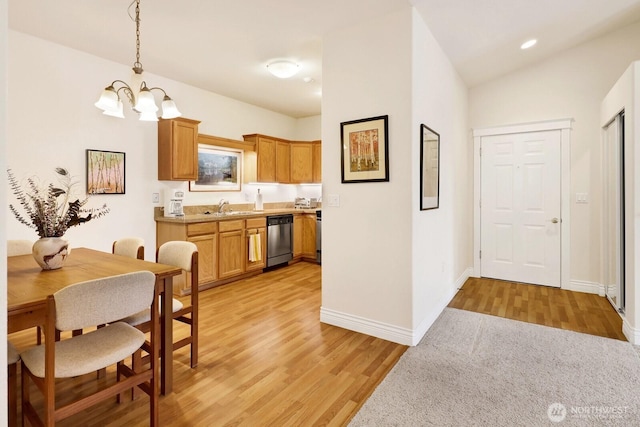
[622,318,640,345]
[411,267,472,345]
[566,279,604,296]
[319,307,414,346]
[320,267,472,347]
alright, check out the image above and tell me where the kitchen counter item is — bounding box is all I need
[294,197,310,209]
[255,189,264,211]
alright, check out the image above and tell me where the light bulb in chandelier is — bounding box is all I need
[134,84,159,113]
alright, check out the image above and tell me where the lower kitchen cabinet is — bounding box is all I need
[157,221,217,295]
[218,220,245,279]
[245,217,266,272]
[293,213,316,261]
[157,211,316,292]
[187,233,217,285]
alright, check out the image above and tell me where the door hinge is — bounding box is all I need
[479,199,481,208]
[479,250,482,259]
[479,147,482,156]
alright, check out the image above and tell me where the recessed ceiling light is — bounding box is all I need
[521,39,537,50]
[266,60,300,79]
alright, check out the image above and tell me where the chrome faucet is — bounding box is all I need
[218,199,229,213]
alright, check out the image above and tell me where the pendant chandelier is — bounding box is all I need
[94,0,181,121]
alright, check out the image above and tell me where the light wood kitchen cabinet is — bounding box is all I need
[293,213,316,261]
[301,214,316,259]
[290,142,313,183]
[257,137,277,182]
[276,141,291,183]
[293,215,304,257]
[312,141,322,183]
[218,220,245,279]
[245,217,267,272]
[158,117,201,181]
[156,221,216,295]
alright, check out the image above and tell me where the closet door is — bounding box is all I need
[603,112,625,313]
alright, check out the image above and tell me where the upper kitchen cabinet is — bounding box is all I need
[312,141,322,183]
[158,117,201,181]
[290,142,313,183]
[243,134,321,184]
[243,134,287,183]
[276,141,291,183]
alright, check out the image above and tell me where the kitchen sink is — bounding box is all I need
[208,211,254,217]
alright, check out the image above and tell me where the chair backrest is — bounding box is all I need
[112,237,145,260]
[157,241,197,273]
[54,271,156,331]
[7,239,33,256]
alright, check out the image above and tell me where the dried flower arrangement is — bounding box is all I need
[7,167,110,238]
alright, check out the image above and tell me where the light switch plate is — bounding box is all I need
[152,193,160,203]
[327,194,340,207]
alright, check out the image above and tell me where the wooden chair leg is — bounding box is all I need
[130,349,143,401]
[8,362,17,427]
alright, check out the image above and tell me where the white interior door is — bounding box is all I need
[480,130,562,287]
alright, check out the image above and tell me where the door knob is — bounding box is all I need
[550,218,559,224]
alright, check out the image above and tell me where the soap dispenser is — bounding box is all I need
[255,188,263,211]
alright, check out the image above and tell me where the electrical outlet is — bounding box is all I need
[152,193,160,203]
[327,194,340,207]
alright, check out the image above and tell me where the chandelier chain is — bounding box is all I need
[133,0,143,73]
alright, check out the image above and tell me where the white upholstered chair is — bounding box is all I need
[20,271,160,426]
[112,237,145,260]
[124,241,199,369]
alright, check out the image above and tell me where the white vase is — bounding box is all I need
[32,237,70,270]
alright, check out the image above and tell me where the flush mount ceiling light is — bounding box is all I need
[520,39,538,50]
[95,0,181,121]
[266,60,300,79]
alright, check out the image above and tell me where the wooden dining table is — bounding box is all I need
[7,247,183,395]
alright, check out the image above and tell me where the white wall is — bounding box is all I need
[7,31,320,259]
[469,20,640,289]
[321,8,414,341]
[320,6,471,345]
[295,115,322,140]
[410,10,471,338]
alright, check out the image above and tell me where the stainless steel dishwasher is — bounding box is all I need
[266,214,293,268]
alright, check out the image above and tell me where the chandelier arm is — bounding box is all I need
[118,86,136,107]
[146,87,168,97]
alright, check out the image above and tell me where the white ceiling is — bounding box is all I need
[9,0,640,118]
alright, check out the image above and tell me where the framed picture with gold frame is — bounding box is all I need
[189,144,242,192]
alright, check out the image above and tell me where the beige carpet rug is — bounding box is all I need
[350,308,640,426]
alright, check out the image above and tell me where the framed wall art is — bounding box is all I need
[189,144,242,192]
[420,124,440,210]
[340,115,389,183]
[86,149,125,194]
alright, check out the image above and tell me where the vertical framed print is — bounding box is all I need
[420,124,440,210]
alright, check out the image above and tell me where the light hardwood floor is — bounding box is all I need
[8,261,407,426]
[449,276,626,341]
[9,268,625,425]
